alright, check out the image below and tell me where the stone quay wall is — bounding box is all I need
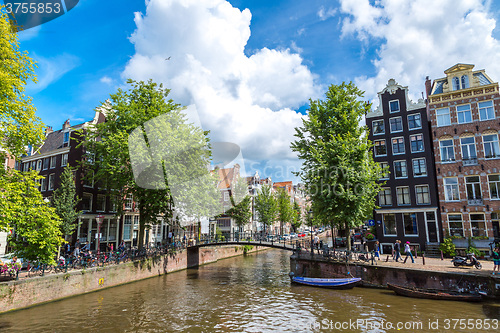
[0,245,266,313]
[290,256,500,299]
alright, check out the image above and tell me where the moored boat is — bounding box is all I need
[387,283,484,302]
[290,276,362,289]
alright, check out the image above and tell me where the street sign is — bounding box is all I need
[368,219,375,226]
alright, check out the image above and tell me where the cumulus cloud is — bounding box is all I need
[339,0,500,104]
[100,76,113,84]
[27,53,80,93]
[317,6,337,21]
[122,0,320,171]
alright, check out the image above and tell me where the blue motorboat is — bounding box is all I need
[290,274,362,289]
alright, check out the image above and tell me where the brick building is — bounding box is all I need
[427,63,500,250]
[367,79,442,254]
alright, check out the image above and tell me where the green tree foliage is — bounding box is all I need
[225,178,251,230]
[0,170,63,264]
[276,188,293,235]
[291,82,383,250]
[291,201,302,232]
[254,185,277,233]
[0,9,44,160]
[83,79,217,249]
[52,167,81,240]
[439,238,456,257]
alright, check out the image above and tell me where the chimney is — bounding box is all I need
[45,126,53,135]
[63,119,71,130]
[425,76,432,97]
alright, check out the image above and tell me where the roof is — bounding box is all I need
[473,72,492,85]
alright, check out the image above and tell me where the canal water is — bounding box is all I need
[0,249,499,332]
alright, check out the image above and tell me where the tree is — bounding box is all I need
[52,167,81,240]
[291,201,302,232]
[0,9,44,160]
[224,177,251,232]
[254,185,277,234]
[291,82,383,250]
[83,79,218,249]
[276,188,293,235]
[0,170,63,264]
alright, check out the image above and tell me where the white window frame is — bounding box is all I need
[61,153,68,167]
[48,174,55,191]
[374,140,387,157]
[465,175,482,200]
[488,174,500,200]
[403,212,419,236]
[380,162,390,180]
[448,213,463,237]
[439,139,455,163]
[392,137,405,155]
[396,186,411,206]
[50,156,57,169]
[444,177,460,201]
[224,191,230,202]
[415,185,430,205]
[382,213,397,236]
[407,113,422,130]
[436,107,451,127]
[410,134,424,153]
[470,213,487,238]
[36,160,42,171]
[372,120,385,135]
[96,194,106,212]
[460,136,477,161]
[389,116,403,133]
[478,100,495,121]
[389,100,400,113]
[412,158,427,177]
[378,188,392,206]
[393,160,408,179]
[483,134,500,159]
[456,104,472,124]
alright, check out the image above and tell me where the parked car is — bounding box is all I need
[283,234,291,240]
[334,237,347,247]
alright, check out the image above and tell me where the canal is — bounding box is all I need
[0,249,499,332]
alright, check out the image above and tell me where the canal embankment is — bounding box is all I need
[290,254,500,299]
[0,244,267,313]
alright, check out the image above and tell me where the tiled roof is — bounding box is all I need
[35,130,66,155]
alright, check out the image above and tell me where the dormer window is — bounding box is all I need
[63,132,70,147]
[461,75,469,89]
[453,77,460,90]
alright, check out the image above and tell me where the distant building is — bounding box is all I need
[0,150,16,255]
[427,63,500,251]
[216,164,243,237]
[367,79,442,254]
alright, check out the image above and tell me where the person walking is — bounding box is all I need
[492,246,500,275]
[374,241,380,260]
[394,240,401,262]
[404,241,414,263]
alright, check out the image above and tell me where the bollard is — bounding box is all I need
[386,255,389,262]
[422,254,425,265]
[441,250,444,260]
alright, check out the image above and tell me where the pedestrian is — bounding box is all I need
[394,240,401,262]
[492,246,500,275]
[168,231,173,244]
[65,242,71,257]
[75,239,80,249]
[374,241,380,260]
[404,241,414,263]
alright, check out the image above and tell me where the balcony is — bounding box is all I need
[467,198,483,206]
[462,157,478,166]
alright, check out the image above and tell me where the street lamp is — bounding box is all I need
[96,215,104,255]
[308,209,313,257]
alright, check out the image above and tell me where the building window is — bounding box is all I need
[394,160,407,178]
[436,108,451,127]
[415,185,430,204]
[465,176,481,201]
[36,160,42,171]
[134,216,139,226]
[460,137,477,163]
[389,117,403,133]
[389,100,400,113]
[456,104,472,124]
[444,177,460,201]
[448,214,463,237]
[383,213,396,235]
[453,77,460,91]
[479,100,495,121]
[412,158,427,177]
[410,134,424,153]
[50,156,57,169]
[23,163,29,172]
[108,219,117,241]
[41,176,48,192]
[224,191,230,202]
[461,75,469,89]
[488,174,500,200]
[396,186,411,205]
[380,162,390,179]
[31,161,36,170]
[374,140,387,156]
[408,113,421,130]
[48,174,55,190]
[392,137,405,155]
[123,216,132,241]
[470,213,486,237]
[82,193,93,211]
[83,170,94,187]
[483,134,500,159]
[403,213,418,235]
[372,120,384,135]
[61,153,68,167]
[43,157,49,170]
[125,195,133,210]
[378,188,392,206]
[440,139,455,162]
[63,132,70,145]
[96,195,106,212]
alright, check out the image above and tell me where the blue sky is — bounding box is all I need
[8,0,500,182]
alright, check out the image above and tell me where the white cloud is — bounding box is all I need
[27,53,80,93]
[339,0,500,104]
[100,76,113,84]
[317,6,337,21]
[123,0,321,166]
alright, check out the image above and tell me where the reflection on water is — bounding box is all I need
[0,249,498,332]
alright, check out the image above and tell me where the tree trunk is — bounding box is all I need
[138,209,146,250]
[330,221,335,249]
[345,221,351,251]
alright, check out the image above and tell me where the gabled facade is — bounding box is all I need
[427,63,500,247]
[367,79,442,254]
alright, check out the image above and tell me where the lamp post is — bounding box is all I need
[96,215,104,255]
[308,209,313,257]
